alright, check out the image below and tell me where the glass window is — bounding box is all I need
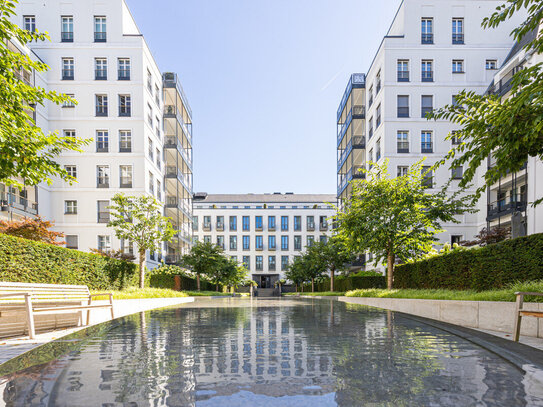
[217,216,224,229]
[229,216,237,231]
[97,235,111,252]
[204,216,211,229]
[65,235,78,249]
[243,256,250,270]
[61,16,73,42]
[192,216,198,232]
[95,58,107,80]
[281,235,288,251]
[256,256,263,271]
[62,58,74,80]
[230,236,237,250]
[148,171,154,195]
[65,165,77,179]
[307,236,315,247]
[451,130,461,145]
[281,256,289,271]
[217,236,224,249]
[421,18,433,44]
[281,216,288,231]
[96,130,108,152]
[452,60,464,73]
[268,235,276,250]
[65,200,77,214]
[452,166,463,179]
[376,139,381,161]
[268,256,276,271]
[294,216,301,231]
[119,130,132,152]
[243,236,250,250]
[452,18,464,44]
[397,60,409,81]
[320,235,327,243]
[421,60,433,82]
[486,59,497,70]
[375,70,381,93]
[242,216,250,231]
[255,235,263,250]
[397,166,408,177]
[397,95,409,117]
[421,131,433,153]
[255,216,263,229]
[119,95,131,116]
[376,104,381,127]
[397,131,409,153]
[63,94,76,108]
[148,138,153,160]
[422,166,433,188]
[294,236,302,251]
[307,216,315,230]
[23,16,36,32]
[97,200,110,223]
[118,58,131,80]
[120,165,132,188]
[94,16,107,42]
[368,117,373,139]
[203,235,211,243]
[268,216,276,230]
[421,95,433,117]
[95,94,108,116]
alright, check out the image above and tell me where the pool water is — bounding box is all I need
[1,298,543,406]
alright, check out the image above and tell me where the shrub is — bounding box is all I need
[302,275,386,292]
[148,264,216,291]
[394,233,543,291]
[0,233,137,290]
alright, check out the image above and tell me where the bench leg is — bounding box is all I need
[513,294,523,342]
[24,294,35,340]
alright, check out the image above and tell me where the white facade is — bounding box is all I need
[8,0,194,266]
[340,0,523,247]
[193,193,336,287]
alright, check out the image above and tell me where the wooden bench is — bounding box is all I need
[0,282,114,339]
[512,291,543,341]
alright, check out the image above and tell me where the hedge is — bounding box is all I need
[302,275,386,292]
[394,233,543,291]
[149,265,216,291]
[0,233,138,290]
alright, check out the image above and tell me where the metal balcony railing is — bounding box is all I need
[397,71,409,82]
[421,33,433,44]
[0,192,38,215]
[118,69,130,81]
[320,222,328,231]
[95,69,107,80]
[61,32,73,42]
[422,71,433,82]
[452,33,464,44]
[94,32,106,42]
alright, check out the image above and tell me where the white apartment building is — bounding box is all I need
[7,0,194,266]
[193,193,336,288]
[338,0,523,248]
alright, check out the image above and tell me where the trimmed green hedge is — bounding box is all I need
[0,233,138,290]
[394,233,543,291]
[303,275,386,292]
[149,265,216,291]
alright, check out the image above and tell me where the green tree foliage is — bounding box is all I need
[180,241,225,291]
[335,160,474,289]
[285,256,307,292]
[107,194,176,289]
[218,257,249,291]
[0,0,88,188]
[429,0,543,204]
[308,236,355,291]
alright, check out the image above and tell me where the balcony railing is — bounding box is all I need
[61,32,73,42]
[337,73,365,121]
[217,223,224,231]
[94,31,106,42]
[0,192,38,215]
[352,105,365,117]
[397,71,409,82]
[421,71,433,82]
[452,33,464,44]
[487,198,527,221]
[319,222,328,231]
[118,69,130,81]
[62,69,74,80]
[307,223,315,231]
[421,33,433,44]
[164,105,193,140]
[95,69,107,80]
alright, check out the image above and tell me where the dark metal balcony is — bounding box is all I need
[62,69,74,80]
[96,107,108,117]
[119,107,131,117]
[118,69,130,81]
[94,32,106,42]
[422,71,433,82]
[421,143,433,154]
[352,105,365,118]
[336,73,366,122]
[397,71,409,82]
[95,69,107,80]
[452,33,464,44]
[487,198,527,221]
[421,33,433,44]
[61,32,73,42]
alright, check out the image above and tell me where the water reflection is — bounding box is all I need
[0,298,542,406]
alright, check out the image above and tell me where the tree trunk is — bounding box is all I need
[311,278,315,293]
[196,273,201,291]
[216,284,219,292]
[301,284,304,293]
[295,284,298,293]
[387,251,395,289]
[330,267,335,292]
[138,250,146,289]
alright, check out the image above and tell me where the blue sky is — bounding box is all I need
[126,0,402,194]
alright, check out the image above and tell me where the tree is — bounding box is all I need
[107,193,176,289]
[0,215,64,245]
[335,160,474,289]
[220,258,249,292]
[285,257,307,293]
[180,241,225,291]
[309,237,354,292]
[0,0,88,189]
[429,0,543,204]
[304,245,329,292]
[461,226,511,247]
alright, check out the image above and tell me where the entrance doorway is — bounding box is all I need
[260,275,271,288]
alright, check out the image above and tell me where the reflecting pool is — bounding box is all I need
[1,298,543,406]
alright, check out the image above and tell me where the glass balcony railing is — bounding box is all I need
[0,192,38,215]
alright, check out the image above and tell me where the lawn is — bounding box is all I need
[90,287,235,300]
[345,280,543,302]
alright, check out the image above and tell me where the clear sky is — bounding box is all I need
[125,0,402,194]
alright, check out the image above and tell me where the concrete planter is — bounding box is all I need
[339,297,543,338]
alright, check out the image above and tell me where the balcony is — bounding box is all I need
[61,32,73,42]
[487,198,527,221]
[337,73,365,122]
[164,136,192,167]
[0,192,38,216]
[164,105,193,140]
[165,255,179,265]
[352,105,365,118]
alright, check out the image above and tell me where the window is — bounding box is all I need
[294,216,301,231]
[119,130,132,152]
[307,236,315,247]
[147,69,153,92]
[268,216,276,230]
[255,216,263,230]
[192,216,198,231]
[96,130,109,152]
[421,60,433,82]
[452,18,464,44]
[229,216,237,231]
[118,58,131,80]
[23,16,36,32]
[203,236,211,243]
[155,117,161,138]
[281,216,288,231]
[65,165,77,179]
[451,235,463,245]
[268,236,276,250]
[486,59,497,70]
[217,216,224,230]
[397,95,409,117]
[281,256,289,271]
[148,172,154,195]
[421,18,433,44]
[65,200,77,214]
[95,94,108,116]
[294,235,302,251]
[63,94,75,108]
[255,235,263,250]
[376,70,381,93]
[155,84,160,105]
[452,94,459,107]
[376,104,381,127]
[451,131,461,145]
[422,166,433,188]
[452,60,464,73]
[148,138,153,160]
[62,58,74,80]
[421,95,433,118]
[397,166,408,177]
[243,256,250,270]
[217,236,224,249]
[97,165,110,188]
[61,16,73,42]
[368,148,374,168]
[120,165,133,188]
[119,95,131,117]
[307,216,315,230]
[97,235,111,252]
[368,117,373,139]
[94,16,107,42]
[155,148,161,169]
[319,216,328,230]
[229,236,237,250]
[281,236,288,251]
[97,200,110,223]
[452,166,463,179]
[65,235,78,250]
[95,58,107,80]
[63,129,75,138]
[157,179,162,201]
[368,86,373,107]
[397,131,409,153]
[243,236,250,250]
[203,216,211,230]
[269,256,276,271]
[121,239,133,255]
[147,104,153,126]
[242,216,250,231]
[421,131,433,153]
[397,60,409,82]
[256,256,263,271]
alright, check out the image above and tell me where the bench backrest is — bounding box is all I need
[0,282,90,304]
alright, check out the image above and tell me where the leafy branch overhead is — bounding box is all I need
[0,0,89,188]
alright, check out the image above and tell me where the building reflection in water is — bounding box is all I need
[1,299,542,406]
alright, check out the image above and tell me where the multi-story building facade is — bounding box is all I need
[338,0,523,247]
[193,193,336,288]
[9,0,194,266]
